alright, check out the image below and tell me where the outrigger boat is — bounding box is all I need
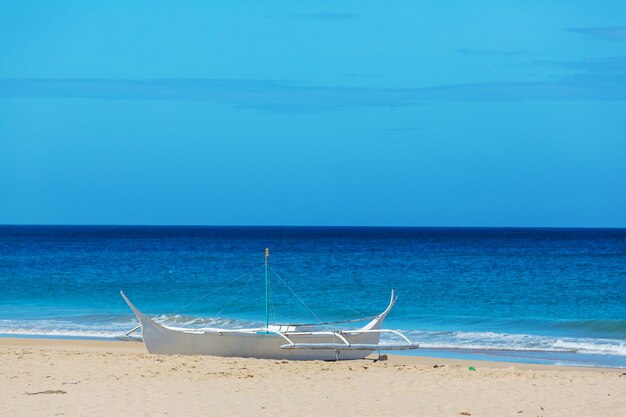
[121,249,417,360]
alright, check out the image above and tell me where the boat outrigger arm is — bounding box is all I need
[120,289,418,360]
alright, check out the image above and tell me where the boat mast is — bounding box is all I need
[265,247,269,329]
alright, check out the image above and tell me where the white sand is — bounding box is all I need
[1,338,625,417]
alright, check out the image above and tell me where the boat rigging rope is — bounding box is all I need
[163,262,377,330]
[268,265,377,326]
[167,264,265,316]
[269,264,371,320]
[213,270,262,318]
[269,266,332,331]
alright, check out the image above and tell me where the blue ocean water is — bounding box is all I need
[1,226,625,367]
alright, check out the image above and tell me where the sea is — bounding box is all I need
[1,225,625,368]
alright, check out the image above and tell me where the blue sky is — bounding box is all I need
[1,1,625,227]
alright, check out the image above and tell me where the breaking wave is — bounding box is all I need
[1,315,625,358]
[398,330,626,356]
[0,314,260,339]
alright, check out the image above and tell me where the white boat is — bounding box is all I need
[121,249,417,360]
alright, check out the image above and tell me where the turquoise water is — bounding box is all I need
[1,226,625,367]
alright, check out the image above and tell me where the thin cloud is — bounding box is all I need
[457,48,527,56]
[534,57,626,74]
[566,27,626,41]
[341,73,382,78]
[378,127,424,133]
[285,13,356,21]
[233,12,357,23]
[1,74,625,113]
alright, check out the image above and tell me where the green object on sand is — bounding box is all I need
[468,366,476,371]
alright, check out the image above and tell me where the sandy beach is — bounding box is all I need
[1,338,624,417]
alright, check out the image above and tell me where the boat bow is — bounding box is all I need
[360,288,397,331]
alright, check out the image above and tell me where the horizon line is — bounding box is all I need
[1,223,625,230]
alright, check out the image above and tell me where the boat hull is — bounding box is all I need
[121,290,400,360]
[142,320,378,360]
